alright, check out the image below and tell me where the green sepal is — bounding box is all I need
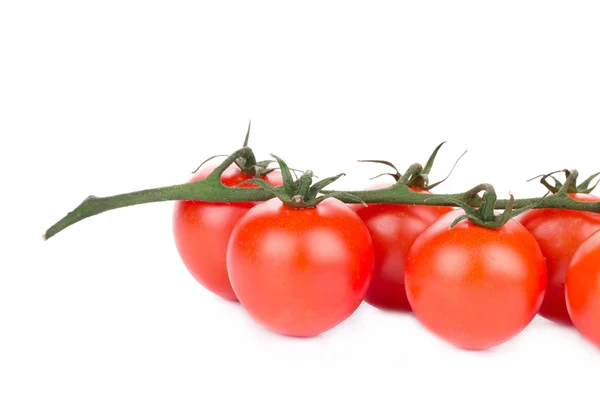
[269,154,297,194]
[422,142,446,176]
[424,150,467,190]
[359,142,464,191]
[191,154,229,174]
[449,214,469,229]
[308,174,345,199]
[358,160,402,181]
[243,120,251,147]
[529,169,600,195]
[369,173,399,181]
[577,171,600,193]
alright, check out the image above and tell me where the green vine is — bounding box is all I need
[43,145,600,240]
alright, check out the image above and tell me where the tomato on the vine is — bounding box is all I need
[350,145,463,311]
[405,212,547,350]
[566,229,600,348]
[516,193,600,324]
[355,185,451,310]
[226,197,375,337]
[172,164,282,300]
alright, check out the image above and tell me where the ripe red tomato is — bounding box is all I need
[172,164,282,300]
[226,197,375,337]
[565,229,600,348]
[405,212,547,350]
[516,193,600,324]
[355,186,452,310]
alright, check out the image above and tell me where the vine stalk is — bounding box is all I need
[43,147,600,240]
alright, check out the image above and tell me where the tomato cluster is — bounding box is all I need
[171,154,600,351]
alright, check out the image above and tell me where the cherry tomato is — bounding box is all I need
[566,229,600,348]
[355,186,451,310]
[516,193,600,324]
[226,197,375,337]
[172,164,282,300]
[405,212,547,350]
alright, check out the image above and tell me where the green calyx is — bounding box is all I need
[192,121,277,178]
[529,169,600,195]
[446,168,598,230]
[359,142,466,190]
[441,184,543,229]
[240,154,366,209]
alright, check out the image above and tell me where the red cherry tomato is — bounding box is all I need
[172,164,282,300]
[566,229,600,348]
[355,186,451,310]
[226,197,375,337]
[405,212,547,350]
[516,193,600,324]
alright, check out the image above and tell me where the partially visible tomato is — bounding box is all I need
[227,197,375,337]
[172,164,282,300]
[566,229,600,348]
[405,212,547,350]
[355,186,452,310]
[516,193,600,324]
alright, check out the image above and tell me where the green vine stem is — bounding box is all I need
[43,147,600,240]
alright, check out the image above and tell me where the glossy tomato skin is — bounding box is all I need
[566,230,600,348]
[405,212,547,350]
[355,187,452,311]
[172,165,282,301]
[516,193,600,324]
[227,197,375,337]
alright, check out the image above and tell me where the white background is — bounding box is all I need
[2,1,600,399]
